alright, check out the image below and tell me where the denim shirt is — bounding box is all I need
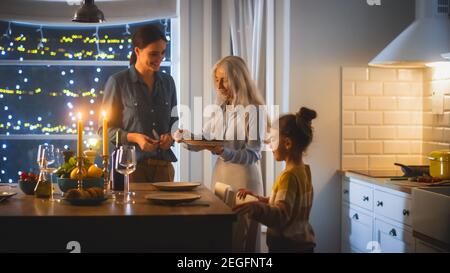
[99,66,178,162]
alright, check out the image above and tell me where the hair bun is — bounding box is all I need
[296,107,317,126]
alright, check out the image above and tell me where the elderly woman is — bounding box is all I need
[176,56,266,252]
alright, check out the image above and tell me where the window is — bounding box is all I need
[0,19,172,183]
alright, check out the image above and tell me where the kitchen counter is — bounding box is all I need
[339,170,431,194]
[0,183,236,252]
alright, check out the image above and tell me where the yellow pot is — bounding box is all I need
[427,150,450,180]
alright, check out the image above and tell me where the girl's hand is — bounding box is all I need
[236,188,256,200]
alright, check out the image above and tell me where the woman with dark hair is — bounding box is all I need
[100,24,178,182]
[234,107,317,253]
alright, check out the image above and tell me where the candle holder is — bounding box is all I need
[102,155,110,195]
[76,156,84,191]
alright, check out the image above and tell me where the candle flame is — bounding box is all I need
[102,111,107,119]
[77,112,82,120]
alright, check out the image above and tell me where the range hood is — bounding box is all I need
[369,0,450,68]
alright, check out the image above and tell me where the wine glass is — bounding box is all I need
[115,145,136,204]
[36,145,61,201]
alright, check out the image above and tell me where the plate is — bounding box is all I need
[153,182,201,191]
[145,193,201,205]
[183,140,225,147]
[63,197,107,206]
[0,191,17,202]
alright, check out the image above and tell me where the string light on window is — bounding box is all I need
[89,110,94,115]
[94,77,99,82]
[37,116,42,121]
[15,85,20,89]
[7,115,12,119]
[69,80,74,85]
[96,68,101,72]
[67,102,73,109]
[23,78,28,82]
[70,69,74,73]
[18,70,22,74]
[3,157,7,161]
[61,71,66,76]
[90,88,95,93]
[1,51,5,55]
[90,99,95,104]
[4,106,8,110]
[64,145,69,149]
[2,144,7,149]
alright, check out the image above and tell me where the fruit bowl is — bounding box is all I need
[18,179,38,195]
[57,177,104,193]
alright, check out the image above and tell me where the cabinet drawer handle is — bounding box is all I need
[343,189,349,194]
[352,213,359,220]
[389,228,397,237]
[403,209,409,216]
[376,201,383,207]
[363,196,369,202]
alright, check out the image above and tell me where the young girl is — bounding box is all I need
[234,107,317,253]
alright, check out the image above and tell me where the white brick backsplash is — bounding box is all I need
[434,113,450,127]
[397,97,423,110]
[341,66,449,171]
[342,155,369,170]
[423,142,450,155]
[397,126,422,139]
[343,126,368,139]
[370,68,397,81]
[342,81,355,96]
[343,96,369,110]
[383,82,413,96]
[398,69,423,82]
[384,112,412,125]
[342,67,368,81]
[370,97,397,110]
[355,82,383,96]
[356,111,383,125]
[343,111,355,125]
[443,128,450,142]
[445,96,450,111]
[384,141,411,154]
[423,97,432,111]
[395,155,425,165]
[430,80,450,93]
[369,155,397,170]
[343,141,354,154]
[370,126,396,139]
[410,83,423,96]
[423,112,433,125]
[424,127,444,142]
[356,141,383,154]
[410,141,423,154]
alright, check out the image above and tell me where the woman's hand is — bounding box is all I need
[159,133,173,150]
[205,145,224,155]
[128,133,159,152]
[172,129,191,143]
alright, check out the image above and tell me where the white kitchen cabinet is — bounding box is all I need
[341,175,414,253]
[374,218,414,253]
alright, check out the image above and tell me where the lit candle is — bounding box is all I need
[77,112,83,157]
[102,111,108,156]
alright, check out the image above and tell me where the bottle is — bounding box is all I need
[110,130,124,191]
[34,171,52,199]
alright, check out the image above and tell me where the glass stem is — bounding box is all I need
[124,173,129,203]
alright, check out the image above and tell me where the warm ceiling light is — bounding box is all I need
[72,0,105,23]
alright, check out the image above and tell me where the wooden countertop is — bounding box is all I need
[0,183,235,218]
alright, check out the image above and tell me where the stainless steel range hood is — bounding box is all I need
[369,0,450,68]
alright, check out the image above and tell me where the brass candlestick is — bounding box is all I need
[102,155,110,195]
[76,156,84,190]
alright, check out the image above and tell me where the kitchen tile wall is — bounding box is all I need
[342,66,450,170]
[423,66,450,155]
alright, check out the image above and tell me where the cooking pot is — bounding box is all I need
[394,163,429,177]
[427,150,450,180]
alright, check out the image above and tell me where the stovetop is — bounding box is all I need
[347,170,405,178]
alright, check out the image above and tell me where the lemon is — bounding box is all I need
[70,167,87,179]
[87,164,103,178]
